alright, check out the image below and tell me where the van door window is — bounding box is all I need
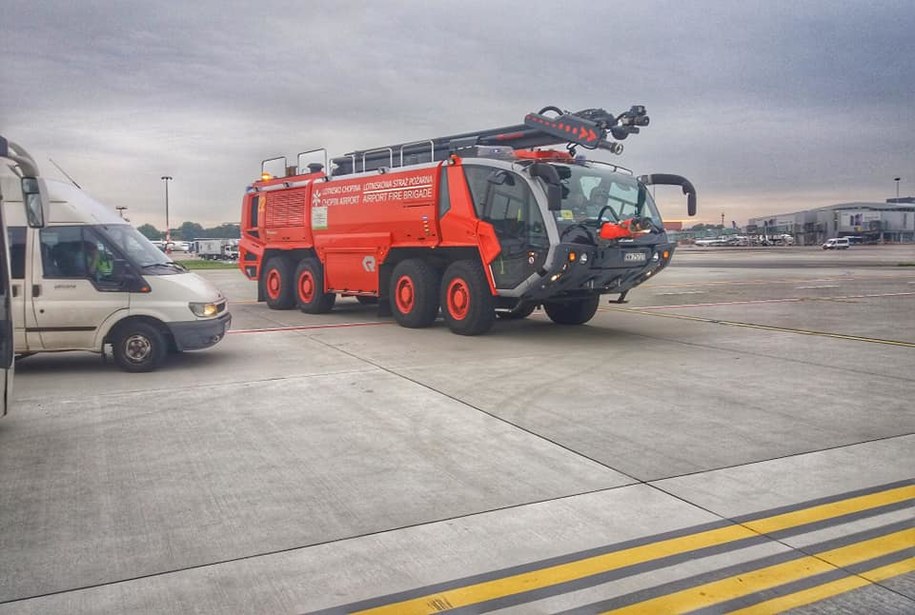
[39,227,121,289]
[6,227,26,280]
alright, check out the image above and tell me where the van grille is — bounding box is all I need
[265,188,306,228]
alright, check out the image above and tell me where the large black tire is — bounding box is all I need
[543,295,601,325]
[262,256,295,310]
[389,259,439,328]
[111,321,168,373]
[440,260,495,335]
[497,303,537,320]
[295,258,336,314]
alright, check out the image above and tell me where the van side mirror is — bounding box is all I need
[638,173,697,217]
[528,163,563,211]
[20,177,46,228]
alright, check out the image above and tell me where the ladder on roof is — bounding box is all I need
[330,105,650,176]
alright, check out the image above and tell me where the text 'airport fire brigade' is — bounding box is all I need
[239,105,697,335]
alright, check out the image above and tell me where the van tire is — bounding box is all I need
[295,258,336,314]
[543,295,600,325]
[389,259,439,328]
[112,322,167,373]
[440,260,494,335]
[262,257,295,310]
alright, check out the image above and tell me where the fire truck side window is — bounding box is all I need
[246,196,260,238]
[462,166,491,218]
[438,166,450,217]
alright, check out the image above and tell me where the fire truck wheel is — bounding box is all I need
[295,258,336,314]
[543,295,600,325]
[262,257,296,310]
[389,259,440,328]
[440,260,495,336]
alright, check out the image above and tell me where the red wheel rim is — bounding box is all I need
[298,270,315,303]
[266,269,281,300]
[394,275,415,314]
[446,278,469,320]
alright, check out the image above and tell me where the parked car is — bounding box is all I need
[823,238,850,250]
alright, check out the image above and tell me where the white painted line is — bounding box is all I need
[796,285,840,289]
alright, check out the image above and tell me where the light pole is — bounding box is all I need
[116,206,127,219]
[894,177,901,200]
[160,175,172,248]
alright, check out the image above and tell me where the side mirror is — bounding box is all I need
[487,170,514,186]
[20,177,46,228]
[528,163,563,211]
[639,174,697,217]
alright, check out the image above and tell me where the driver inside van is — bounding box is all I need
[85,241,113,281]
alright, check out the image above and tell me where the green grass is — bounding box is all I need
[897,262,915,267]
[179,259,240,270]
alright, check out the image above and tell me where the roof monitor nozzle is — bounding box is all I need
[307,163,324,174]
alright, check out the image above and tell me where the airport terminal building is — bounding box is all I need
[747,199,915,245]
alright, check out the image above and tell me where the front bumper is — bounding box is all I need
[168,312,232,351]
[524,241,675,302]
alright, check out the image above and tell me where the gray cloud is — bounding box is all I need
[2,0,913,227]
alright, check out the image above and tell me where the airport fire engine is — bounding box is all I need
[239,105,697,335]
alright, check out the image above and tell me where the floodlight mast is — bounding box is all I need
[331,105,650,176]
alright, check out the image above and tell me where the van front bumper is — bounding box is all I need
[169,312,231,351]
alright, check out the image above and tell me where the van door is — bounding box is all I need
[6,226,30,350]
[0,218,13,416]
[30,226,129,351]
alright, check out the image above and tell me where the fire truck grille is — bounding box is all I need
[265,188,306,228]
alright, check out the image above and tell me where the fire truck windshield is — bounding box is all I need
[553,164,662,227]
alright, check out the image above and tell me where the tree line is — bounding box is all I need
[136,222,240,241]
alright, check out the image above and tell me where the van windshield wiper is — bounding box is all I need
[141,262,187,272]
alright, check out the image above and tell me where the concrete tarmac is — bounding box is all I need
[0,245,912,613]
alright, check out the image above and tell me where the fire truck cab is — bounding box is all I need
[240,105,696,335]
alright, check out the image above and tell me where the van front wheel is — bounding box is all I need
[112,322,167,372]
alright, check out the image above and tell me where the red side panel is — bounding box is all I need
[264,187,309,243]
[439,163,499,293]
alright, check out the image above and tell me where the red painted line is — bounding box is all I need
[229,321,392,334]
[633,291,915,311]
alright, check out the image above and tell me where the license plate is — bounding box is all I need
[624,252,647,263]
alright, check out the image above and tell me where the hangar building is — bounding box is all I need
[747,199,915,245]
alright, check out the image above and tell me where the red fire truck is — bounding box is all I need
[239,105,696,335]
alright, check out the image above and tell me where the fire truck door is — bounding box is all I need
[477,170,550,289]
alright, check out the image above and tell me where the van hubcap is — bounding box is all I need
[124,334,152,362]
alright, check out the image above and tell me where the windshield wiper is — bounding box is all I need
[141,262,187,272]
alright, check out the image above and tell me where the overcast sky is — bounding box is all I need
[3,0,913,228]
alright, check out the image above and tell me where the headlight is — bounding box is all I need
[189,301,219,317]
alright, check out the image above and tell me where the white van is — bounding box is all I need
[0,176,231,372]
[822,237,850,250]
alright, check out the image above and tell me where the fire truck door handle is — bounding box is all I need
[11,284,20,298]
[32,284,41,297]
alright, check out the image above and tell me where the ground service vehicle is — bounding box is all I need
[240,105,697,335]
[196,238,238,261]
[0,136,47,415]
[1,142,231,372]
[823,237,850,250]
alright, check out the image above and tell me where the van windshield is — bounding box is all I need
[95,224,180,271]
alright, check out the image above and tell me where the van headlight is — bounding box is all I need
[189,301,219,317]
